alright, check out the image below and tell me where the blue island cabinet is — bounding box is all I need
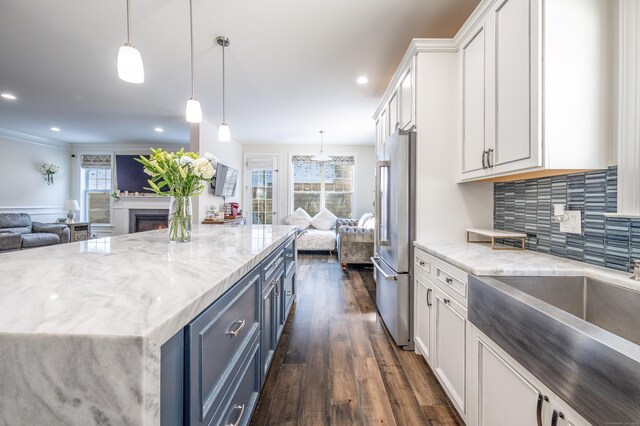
[160,234,296,426]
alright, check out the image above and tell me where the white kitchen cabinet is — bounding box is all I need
[460,18,489,177]
[458,0,610,181]
[414,272,434,365]
[433,284,467,418]
[399,64,414,130]
[474,333,544,426]
[387,90,399,137]
[469,325,592,426]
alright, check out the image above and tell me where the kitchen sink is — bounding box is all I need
[491,275,640,345]
[469,274,640,426]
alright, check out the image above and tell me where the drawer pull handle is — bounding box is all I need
[536,394,549,426]
[226,403,245,426]
[226,320,246,337]
[426,288,432,307]
[285,253,294,258]
[445,277,453,284]
[419,260,425,266]
[443,298,451,305]
[273,281,279,298]
[286,290,293,296]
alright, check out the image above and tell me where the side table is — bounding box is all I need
[67,222,91,242]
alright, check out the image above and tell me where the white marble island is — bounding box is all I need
[0,225,296,425]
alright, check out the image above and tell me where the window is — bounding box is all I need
[81,155,112,224]
[292,155,355,218]
[251,169,273,224]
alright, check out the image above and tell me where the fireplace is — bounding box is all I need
[129,209,169,233]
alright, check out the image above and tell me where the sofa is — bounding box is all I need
[0,213,70,252]
[336,215,375,271]
[289,208,375,271]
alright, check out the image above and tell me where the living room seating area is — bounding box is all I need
[286,207,375,271]
[0,213,70,252]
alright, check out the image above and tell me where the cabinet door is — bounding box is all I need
[375,118,384,161]
[414,274,434,365]
[492,0,540,171]
[399,65,413,130]
[433,285,467,415]
[260,282,276,384]
[476,336,543,426]
[460,22,488,176]
[388,91,399,137]
[379,108,388,160]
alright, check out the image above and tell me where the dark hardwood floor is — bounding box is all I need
[250,253,463,426]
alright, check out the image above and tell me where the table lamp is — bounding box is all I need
[64,200,80,223]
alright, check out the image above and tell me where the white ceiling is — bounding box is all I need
[0,0,479,147]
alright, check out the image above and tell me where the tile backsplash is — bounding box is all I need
[494,166,640,272]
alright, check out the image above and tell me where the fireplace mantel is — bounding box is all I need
[112,196,170,236]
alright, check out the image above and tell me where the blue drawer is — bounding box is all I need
[211,333,261,426]
[283,273,295,320]
[186,268,261,425]
[284,235,296,278]
[263,246,285,286]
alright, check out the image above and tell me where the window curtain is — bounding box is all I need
[291,155,354,165]
[81,155,111,169]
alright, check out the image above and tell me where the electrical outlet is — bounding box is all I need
[559,211,582,234]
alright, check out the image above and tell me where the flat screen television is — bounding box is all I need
[211,163,238,197]
[115,155,169,193]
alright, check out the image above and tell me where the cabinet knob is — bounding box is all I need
[286,290,293,296]
[419,260,425,266]
[443,298,451,305]
[445,277,453,284]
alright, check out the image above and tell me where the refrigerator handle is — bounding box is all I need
[376,160,391,247]
[371,257,397,281]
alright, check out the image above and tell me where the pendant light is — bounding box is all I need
[185,0,202,123]
[311,131,332,162]
[117,0,144,83]
[216,36,231,142]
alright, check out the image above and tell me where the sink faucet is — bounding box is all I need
[632,260,640,281]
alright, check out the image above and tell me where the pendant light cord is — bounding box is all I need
[222,42,226,123]
[189,0,195,98]
[126,0,132,44]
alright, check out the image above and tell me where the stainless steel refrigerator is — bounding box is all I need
[372,130,416,348]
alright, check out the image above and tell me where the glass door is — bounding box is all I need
[245,156,278,225]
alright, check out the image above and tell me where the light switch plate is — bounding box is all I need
[559,211,582,234]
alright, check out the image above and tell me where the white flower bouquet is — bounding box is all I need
[39,163,59,185]
[136,148,219,242]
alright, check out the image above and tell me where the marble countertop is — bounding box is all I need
[0,225,296,425]
[414,240,640,292]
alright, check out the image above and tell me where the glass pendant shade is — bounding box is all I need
[117,44,144,83]
[218,123,230,142]
[311,152,332,162]
[186,98,202,123]
[311,130,331,161]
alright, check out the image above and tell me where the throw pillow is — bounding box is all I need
[310,208,338,231]
[285,208,312,230]
[363,217,375,229]
[358,212,374,228]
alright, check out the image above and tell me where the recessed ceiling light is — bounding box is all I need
[154,127,164,133]
[50,127,61,132]
[1,93,17,100]
[356,76,369,85]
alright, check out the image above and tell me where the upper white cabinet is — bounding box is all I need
[461,20,488,175]
[388,91,399,137]
[399,64,414,130]
[374,57,416,161]
[459,0,611,181]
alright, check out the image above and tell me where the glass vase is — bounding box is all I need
[168,196,192,243]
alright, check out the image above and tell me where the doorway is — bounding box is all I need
[244,155,278,225]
